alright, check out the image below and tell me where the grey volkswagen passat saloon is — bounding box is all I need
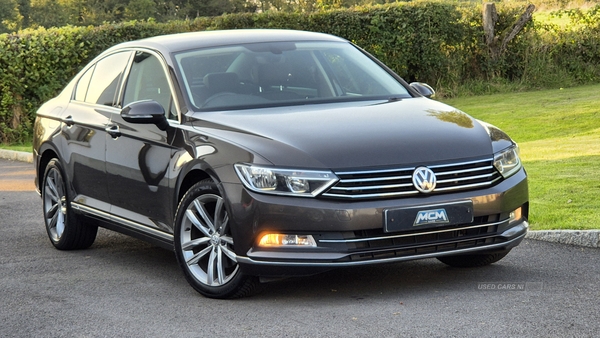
[34,29,528,299]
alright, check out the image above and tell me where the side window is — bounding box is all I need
[123,52,174,119]
[84,52,132,106]
[74,65,94,102]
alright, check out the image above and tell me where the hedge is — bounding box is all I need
[1,1,600,144]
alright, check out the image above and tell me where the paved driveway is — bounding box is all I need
[0,159,35,191]
[0,159,598,337]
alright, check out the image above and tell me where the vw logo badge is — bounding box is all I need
[412,167,436,193]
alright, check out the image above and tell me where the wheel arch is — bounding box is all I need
[177,169,212,204]
[174,156,235,207]
[37,147,60,192]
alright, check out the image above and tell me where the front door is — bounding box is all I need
[105,51,178,234]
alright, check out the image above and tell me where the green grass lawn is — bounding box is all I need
[443,84,600,230]
[0,143,32,152]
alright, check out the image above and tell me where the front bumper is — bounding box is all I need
[223,168,529,277]
[237,220,527,276]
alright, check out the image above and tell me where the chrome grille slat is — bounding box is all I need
[434,177,502,192]
[340,175,412,183]
[435,165,494,176]
[322,191,419,199]
[329,182,414,192]
[322,158,501,200]
[335,167,415,175]
[436,172,496,184]
[427,158,494,169]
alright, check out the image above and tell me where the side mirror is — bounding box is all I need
[409,82,435,98]
[121,100,169,131]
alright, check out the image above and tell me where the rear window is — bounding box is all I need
[79,52,131,106]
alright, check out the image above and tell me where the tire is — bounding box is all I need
[436,250,511,268]
[174,179,260,299]
[42,159,97,250]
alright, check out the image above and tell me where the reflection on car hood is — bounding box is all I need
[190,98,494,169]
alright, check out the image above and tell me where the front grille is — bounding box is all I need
[322,158,502,200]
[317,215,506,262]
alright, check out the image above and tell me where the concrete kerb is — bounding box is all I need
[526,230,600,248]
[0,149,33,163]
[1,149,598,248]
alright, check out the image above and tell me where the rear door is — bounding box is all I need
[62,51,132,213]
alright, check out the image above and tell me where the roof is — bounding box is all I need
[113,29,347,53]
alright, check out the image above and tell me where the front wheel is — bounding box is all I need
[436,250,511,268]
[174,180,260,299]
[42,159,97,250]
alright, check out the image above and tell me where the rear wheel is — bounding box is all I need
[174,179,260,299]
[436,250,510,268]
[42,159,97,250]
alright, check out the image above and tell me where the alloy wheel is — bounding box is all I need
[43,166,67,242]
[179,193,239,287]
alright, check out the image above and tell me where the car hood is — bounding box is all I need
[190,98,497,170]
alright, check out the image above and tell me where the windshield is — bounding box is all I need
[174,41,411,111]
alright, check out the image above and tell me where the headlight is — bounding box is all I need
[493,145,521,178]
[234,164,339,197]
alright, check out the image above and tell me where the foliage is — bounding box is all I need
[18,0,259,28]
[1,2,600,144]
[0,21,186,143]
[0,0,21,33]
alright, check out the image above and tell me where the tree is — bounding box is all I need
[29,0,77,28]
[125,0,158,20]
[0,0,21,33]
[17,0,30,28]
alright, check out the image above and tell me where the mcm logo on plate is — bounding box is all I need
[414,208,449,226]
[412,166,436,193]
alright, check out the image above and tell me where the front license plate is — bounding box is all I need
[384,200,474,233]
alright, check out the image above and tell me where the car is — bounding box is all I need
[33,29,529,299]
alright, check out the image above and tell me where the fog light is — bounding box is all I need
[509,207,522,224]
[258,234,317,247]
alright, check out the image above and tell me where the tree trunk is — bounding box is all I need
[483,3,535,60]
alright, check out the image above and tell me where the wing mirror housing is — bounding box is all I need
[121,100,169,131]
[409,82,435,98]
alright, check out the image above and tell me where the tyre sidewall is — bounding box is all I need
[42,159,97,250]
[42,159,75,248]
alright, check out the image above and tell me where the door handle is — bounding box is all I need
[63,115,74,127]
[105,125,121,138]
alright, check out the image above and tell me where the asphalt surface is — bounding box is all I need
[0,158,35,191]
[0,158,599,337]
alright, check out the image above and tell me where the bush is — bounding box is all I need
[1,1,600,144]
